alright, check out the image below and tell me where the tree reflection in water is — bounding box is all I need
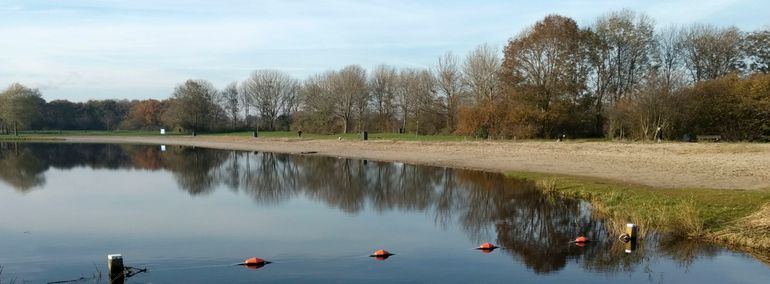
[0,143,737,273]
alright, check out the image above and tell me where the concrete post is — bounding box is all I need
[108,254,124,283]
[626,223,638,240]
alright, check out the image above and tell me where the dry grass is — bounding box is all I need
[709,204,770,251]
[536,177,560,194]
[667,198,705,237]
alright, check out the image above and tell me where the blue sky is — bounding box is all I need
[1,0,768,101]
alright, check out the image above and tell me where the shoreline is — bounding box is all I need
[49,135,770,190]
[5,134,770,257]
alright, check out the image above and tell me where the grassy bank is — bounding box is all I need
[202,131,478,142]
[0,136,64,141]
[4,130,179,136]
[1,130,477,142]
[507,171,770,250]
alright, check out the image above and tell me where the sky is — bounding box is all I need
[0,0,768,102]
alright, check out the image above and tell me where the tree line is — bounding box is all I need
[2,9,769,140]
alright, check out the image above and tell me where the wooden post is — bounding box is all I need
[626,223,638,240]
[108,254,124,283]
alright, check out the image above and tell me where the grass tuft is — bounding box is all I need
[536,177,560,194]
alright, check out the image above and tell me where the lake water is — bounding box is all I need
[1,142,769,283]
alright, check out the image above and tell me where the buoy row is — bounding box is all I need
[111,234,621,275]
[239,243,505,267]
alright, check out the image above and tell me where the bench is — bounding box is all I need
[696,135,722,142]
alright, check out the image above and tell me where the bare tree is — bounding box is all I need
[296,71,338,132]
[681,24,742,81]
[369,64,399,132]
[414,69,436,135]
[331,65,368,133]
[608,70,677,140]
[220,81,240,129]
[395,68,435,134]
[163,79,220,133]
[591,9,656,105]
[740,28,770,74]
[654,26,687,90]
[434,51,466,132]
[238,83,253,127]
[395,69,417,133]
[463,43,501,104]
[242,70,299,130]
[301,72,336,114]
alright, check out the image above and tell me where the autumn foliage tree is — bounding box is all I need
[122,99,166,130]
[499,15,592,138]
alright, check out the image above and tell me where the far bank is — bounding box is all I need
[39,134,770,190]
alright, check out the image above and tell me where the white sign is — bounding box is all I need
[160,128,166,135]
[161,145,167,152]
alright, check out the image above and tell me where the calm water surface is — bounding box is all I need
[0,143,769,283]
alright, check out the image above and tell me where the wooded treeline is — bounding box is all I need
[1,10,769,140]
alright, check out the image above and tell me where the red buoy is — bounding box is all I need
[477,242,498,251]
[369,249,394,260]
[241,257,271,269]
[370,249,393,257]
[479,242,497,249]
[244,257,267,265]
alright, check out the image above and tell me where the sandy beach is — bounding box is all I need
[60,135,770,190]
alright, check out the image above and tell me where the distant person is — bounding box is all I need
[654,127,663,143]
[298,130,303,138]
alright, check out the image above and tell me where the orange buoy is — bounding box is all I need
[574,236,590,243]
[241,257,271,269]
[369,249,393,257]
[477,242,499,254]
[477,242,498,250]
[244,257,267,265]
[369,249,394,261]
